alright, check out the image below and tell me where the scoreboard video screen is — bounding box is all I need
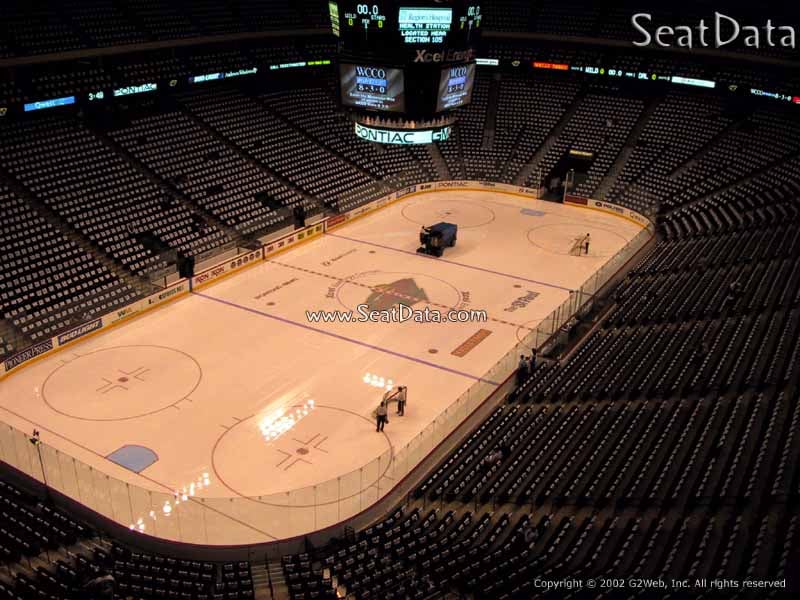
[333,1,481,117]
[398,7,453,44]
[340,64,406,112]
[436,63,475,111]
[334,1,480,57]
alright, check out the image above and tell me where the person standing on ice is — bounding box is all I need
[397,386,407,416]
[376,401,388,432]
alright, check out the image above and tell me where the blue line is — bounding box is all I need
[193,292,501,386]
[326,233,573,292]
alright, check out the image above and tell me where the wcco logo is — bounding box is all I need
[449,66,468,77]
[356,66,387,78]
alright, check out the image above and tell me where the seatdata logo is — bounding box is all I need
[632,13,796,49]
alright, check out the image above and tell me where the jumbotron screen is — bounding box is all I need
[333,1,481,60]
[333,1,481,117]
[436,63,475,111]
[398,6,453,44]
[340,64,406,112]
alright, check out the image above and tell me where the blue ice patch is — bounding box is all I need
[520,209,546,217]
[106,445,158,473]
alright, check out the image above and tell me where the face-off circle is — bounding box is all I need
[41,345,202,421]
[401,198,495,229]
[527,223,628,257]
[334,270,463,315]
[212,405,392,501]
[515,318,550,350]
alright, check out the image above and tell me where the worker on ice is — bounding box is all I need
[376,401,388,432]
[397,386,407,416]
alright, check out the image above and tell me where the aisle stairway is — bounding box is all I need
[512,91,586,187]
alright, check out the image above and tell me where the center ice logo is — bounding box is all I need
[364,278,429,312]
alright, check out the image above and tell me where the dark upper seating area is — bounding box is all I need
[605,91,736,214]
[0,0,326,58]
[1,0,796,64]
[179,87,382,211]
[259,84,437,190]
[494,75,581,183]
[0,116,230,277]
[0,184,138,344]
[0,38,338,113]
[482,1,800,61]
[108,110,298,237]
[523,88,644,196]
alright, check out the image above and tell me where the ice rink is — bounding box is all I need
[0,190,644,543]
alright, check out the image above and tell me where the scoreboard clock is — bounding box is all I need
[342,3,389,32]
[334,1,393,51]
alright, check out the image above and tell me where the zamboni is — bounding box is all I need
[417,222,457,257]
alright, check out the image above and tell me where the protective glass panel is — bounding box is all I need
[12,427,39,479]
[90,469,115,520]
[314,479,341,532]
[38,442,66,495]
[337,468,363,522]
[289,485,317,536]
[74,459,99,510]
[127,484,156,535]
[0,424,17,466]
[107,477,133,527]
[56,452,81,500]
[172,496,208,544]
[149,489,180,541]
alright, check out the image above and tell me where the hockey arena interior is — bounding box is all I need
[0,1,799,599]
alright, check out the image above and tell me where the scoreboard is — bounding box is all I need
[332,1,481,52]
[331,1,481,120]
[398,7,452,44]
